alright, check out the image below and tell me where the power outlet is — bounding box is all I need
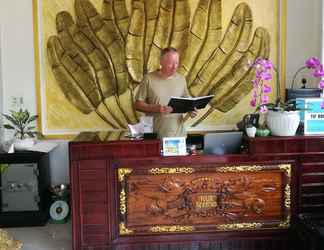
[10,96,24,109]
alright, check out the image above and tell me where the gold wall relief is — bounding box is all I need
[35,0,281,135]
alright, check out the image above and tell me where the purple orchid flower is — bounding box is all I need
[319,80,324,89]
[250,99,257,107]
[261,95,269,104]
[305,57,322,69]
[259,105,268,113]
[262,83,272,93]
[313,65,324,78]
[260,72,272,81]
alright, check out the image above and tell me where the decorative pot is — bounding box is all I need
[266,110,300,136]
[14,138,35,151]
[256,128,271,137]
[245,126,257,138]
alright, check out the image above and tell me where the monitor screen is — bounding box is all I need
[203,131,243,155]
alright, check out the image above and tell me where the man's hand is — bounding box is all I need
[188,108,198,118]
[159,105,173,114]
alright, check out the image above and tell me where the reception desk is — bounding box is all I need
[69,134,324,250]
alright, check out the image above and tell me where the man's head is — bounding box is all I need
[160,47,179,77]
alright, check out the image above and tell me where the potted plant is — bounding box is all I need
[2,108,39,150]
[250,57,324,136]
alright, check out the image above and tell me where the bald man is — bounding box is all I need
[135,47,197,139]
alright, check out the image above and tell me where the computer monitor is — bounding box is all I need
[203,131,243,155]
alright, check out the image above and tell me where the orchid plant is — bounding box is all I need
[250,57,324,113]
[300,57,324,108]
[250,58,274,113]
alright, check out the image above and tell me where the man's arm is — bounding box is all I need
[134,100,173,114]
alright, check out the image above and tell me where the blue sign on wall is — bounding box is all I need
[296,98,324,135]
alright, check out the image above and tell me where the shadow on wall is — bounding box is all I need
[48,140,69,185]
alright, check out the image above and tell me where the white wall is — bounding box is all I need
[0,0,323,184]
[0,26,3,141]
[286,0,322,89]
[0,0,69,185]
[0,0,37,119]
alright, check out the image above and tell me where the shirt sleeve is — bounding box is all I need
[135,75,149,102]
[182,76,190,98]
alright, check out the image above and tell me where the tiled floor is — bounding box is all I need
[6,221,72,250]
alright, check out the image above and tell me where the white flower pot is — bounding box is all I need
[14,138,35,151]
[266,110,300,136]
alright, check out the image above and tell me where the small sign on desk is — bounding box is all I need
[297,98,324,135]
[162,137,187,156]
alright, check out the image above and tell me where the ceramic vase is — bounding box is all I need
[246,126,257,138]
[14,138,35,151]
[266,110,300,136]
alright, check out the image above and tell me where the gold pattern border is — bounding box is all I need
[279,164,291,178]
[284,184,291,209]
[217,222,263,231]
[149,168,194,175]
[150,225,194,233]
[279,215,290,228]
[118,168,133,182]
[119,222,134,235]
[119,163,292,234]
[120,188,127,215]
[216,165,264,172]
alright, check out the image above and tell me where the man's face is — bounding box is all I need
[160,51,179,77]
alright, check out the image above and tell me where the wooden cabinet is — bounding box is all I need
[69,140,160,250]
[70,135,324,250]
[246,135,324,214]
[70,137,298,250]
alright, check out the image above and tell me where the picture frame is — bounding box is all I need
[162,137,187,156]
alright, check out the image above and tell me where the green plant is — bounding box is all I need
[2,108,38,139]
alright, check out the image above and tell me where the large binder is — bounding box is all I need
[167,95,214,113]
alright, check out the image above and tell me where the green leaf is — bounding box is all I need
[3,124,15,130]
[0,164,9,173]
[22,110,30,124]
[2,113,20,126]
[27,132,37,138]
[27,115,38,123]
[26,126,36,131]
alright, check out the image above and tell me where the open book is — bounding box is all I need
[167,95,214,113]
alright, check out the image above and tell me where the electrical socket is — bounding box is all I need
[10,96,24,109]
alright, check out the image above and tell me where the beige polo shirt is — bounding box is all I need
[135,71,190,138]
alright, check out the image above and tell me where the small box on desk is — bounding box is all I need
[296,98,324,135]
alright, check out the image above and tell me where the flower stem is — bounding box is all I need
[291,66,307,89]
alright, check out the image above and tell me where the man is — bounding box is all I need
[135,47,197,138]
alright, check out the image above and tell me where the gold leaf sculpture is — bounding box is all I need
[47,0,271,129]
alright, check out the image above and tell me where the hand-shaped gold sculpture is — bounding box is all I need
[47,0,270,128]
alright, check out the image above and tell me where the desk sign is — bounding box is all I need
[162,137,187,156]
[296,98,324,135]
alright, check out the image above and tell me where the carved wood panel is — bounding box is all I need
[117,164,291,235]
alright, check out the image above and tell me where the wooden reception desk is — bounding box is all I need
[69,133,324,250]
